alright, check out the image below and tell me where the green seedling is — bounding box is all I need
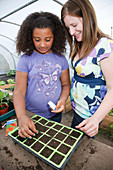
[7,79,15,84]
[7,70,16,76]
[0,90,10,109]
[0,81,6,86]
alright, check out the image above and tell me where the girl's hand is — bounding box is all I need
[75,116,99,137]
[51,99,65,113]
[18,115,38,138]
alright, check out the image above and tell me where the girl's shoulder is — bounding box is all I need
[53,52,64,57]
[19,51,35,60]
[53,53,69,68]
[53,52,67,60]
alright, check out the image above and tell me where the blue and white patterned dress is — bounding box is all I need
[70,37,113,119]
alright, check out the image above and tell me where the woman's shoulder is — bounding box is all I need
[96,37,113,51]
[98,37,113,46]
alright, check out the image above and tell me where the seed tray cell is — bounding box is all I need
[9,114,83,170]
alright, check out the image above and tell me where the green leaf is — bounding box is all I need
[7,79,15,84]
[0,91,4,98]
[7,70,16,76]
[0,90,10,108]
[108,109,113,116]
[0,81,6,86]
[110,123,113,129]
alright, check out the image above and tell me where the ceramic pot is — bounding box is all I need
[0,104,9,116]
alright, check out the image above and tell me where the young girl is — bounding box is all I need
[61,0,113,137]
[13,12,70,138]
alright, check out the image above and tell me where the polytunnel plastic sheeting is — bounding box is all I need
[0,44,16,74]
[0,21,19,70]
[0,0,113,73]
[0,0,67,73]
[0,55,10,75]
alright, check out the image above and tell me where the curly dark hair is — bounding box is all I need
[16,12,66,56]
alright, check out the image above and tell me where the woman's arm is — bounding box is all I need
[52,68,70,113]
[76,50,113,137]
[13,71,37,138]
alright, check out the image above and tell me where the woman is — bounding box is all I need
[61,0,113,137]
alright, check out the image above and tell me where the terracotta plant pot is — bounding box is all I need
[0,104,9,116]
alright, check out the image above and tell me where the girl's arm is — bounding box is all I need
[52,68,70,113]
[13,71,37,138]
[76,50,113,137]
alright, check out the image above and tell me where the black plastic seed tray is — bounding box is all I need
[8,115,83,170]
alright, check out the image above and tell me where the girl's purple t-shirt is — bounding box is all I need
[16,51,69,118]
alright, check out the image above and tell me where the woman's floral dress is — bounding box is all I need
[70,37,113,119]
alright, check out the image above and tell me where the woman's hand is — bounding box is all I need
[18,115,38,138]
[75,116,99,137]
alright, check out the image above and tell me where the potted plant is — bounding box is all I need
[7,78,15,84]
[7,70,16,76]
[0,90,10,116]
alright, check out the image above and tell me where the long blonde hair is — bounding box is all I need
[61,0,110,59]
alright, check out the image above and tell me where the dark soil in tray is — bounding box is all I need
[24,139,35,146]
[55,132,66,141]
[70,130,81,138]
[46,129,57,137]
[17,136,25,142]
[64,136,76,146]
[32,116,41,121]
[46,122,54,127]
[11,130,18,137]
[53,124,63,130]
[61,127,71,134]
[31,141,44,152]
[58,144,70,154]
[39,135,51,144]
[39,119,48,125]
[48,139,60,149]
[50,152,64,165]
[34,132,42,139]
[35,123,48,132]
[0,75,15,83]
[40,147,53,158]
